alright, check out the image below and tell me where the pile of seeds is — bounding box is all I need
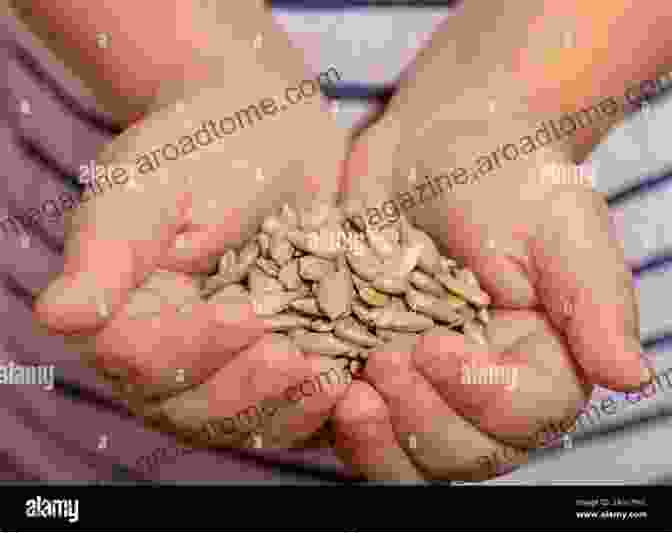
[201,201,491,376]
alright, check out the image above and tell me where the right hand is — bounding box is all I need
[33,65,351,450]
[330,102,638,480]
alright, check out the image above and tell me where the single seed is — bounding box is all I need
[298,256,334,281]
[352,301,374,326]
[317,265,353,320]
[248,267,284,294]
[278,260,302,290]
[366,225,401,259]
[201,266,248,297]
[463,320,488,345]
[208,283,248,304]
[261,313,313,332]
[298,200,332,231]
[280,204,299,227]
[287,327,309,340]
[262,215,287,236]
[381,242,423,278]
[270,234,294,266]
[458,305,477,322]
[436,272,491,307]
[388,296,409,312]
[343,219,357,235]
[370,275,408,295]
[442,291,470,309]
[218,249,237,274]
[311,319,334,332]
[457,268,480,288]
[358,286,390,307]
[401,220,441,274]
[288,229,341,259]
[334,317,381,348]
[368,308,434,332]
[252,290,305,317]
[406,287,463,325]
[359,349,373,360]
[346,251,384,281]
[350,272,368,291]
[290,297,323,316]
[339,347,360,360]
[376,328,417,343]
[409,270,447,298]
[334,357,350,369]
[292,331,359,356]
[256,257,281,277]
[439,256,458,272]
[257,233,271,257]
[343,198,367,230]
[325,206,346,228]
[239,240,261,269]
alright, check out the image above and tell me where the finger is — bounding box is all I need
[147,334,343,448]
[158,154,345,277]
[412,318,587,449]
[341,115,402,211]
[332,379,425,482]
[92,291,262,399]
[255,355,352,448]
[34,170,192,334]
[530,188,651,391]
[362,336,528,481]
[159,125,348,273]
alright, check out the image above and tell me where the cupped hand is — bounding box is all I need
[330,97,650,480]
[33,67,351,450]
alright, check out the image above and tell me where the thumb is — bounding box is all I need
[530,189,650,391]
[34,170,192,334]
[341,114,403,214]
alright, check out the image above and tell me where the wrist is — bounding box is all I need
[14,0,305,128]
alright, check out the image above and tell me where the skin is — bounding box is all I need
[23,0,669,476]
[331,0,672,481]
[26,0,350,449]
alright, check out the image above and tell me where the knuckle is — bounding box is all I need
[364,344,412,386]
[332,381,389,437]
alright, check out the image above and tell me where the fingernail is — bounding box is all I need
[212,294,253,324]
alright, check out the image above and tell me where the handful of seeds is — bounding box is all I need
[200,200,492,377]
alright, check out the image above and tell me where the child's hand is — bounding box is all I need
[34,67,351,450]
[330,96,646,479]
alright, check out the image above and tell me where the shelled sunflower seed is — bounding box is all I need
[200,201,492,377]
